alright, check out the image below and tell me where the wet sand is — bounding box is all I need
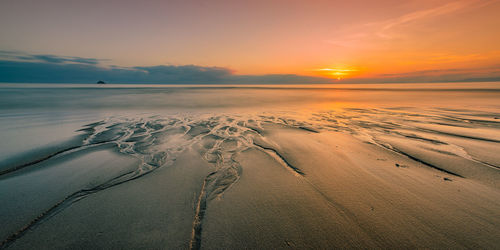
[0,84,499,249]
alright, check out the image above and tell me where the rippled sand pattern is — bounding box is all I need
[1,81,499,249]
[1,104,499,248]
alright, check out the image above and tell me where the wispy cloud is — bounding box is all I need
[0,50,103,65]
[29,55,101,65]
[327,0,499,46]
[423,51,500,64]
[341,66,500,83]
[378,66,500,77]
[376,0,499,39]
[377,1,472,38]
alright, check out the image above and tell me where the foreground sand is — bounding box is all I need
[1,108,499,249]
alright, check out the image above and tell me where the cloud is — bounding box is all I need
[1,51,497,84]
[326,0,500,47]
[0,51,334,84]
[134,65,233,82]
[19,54,100,65]
[230,74,334,84]
[341,66,500,83]
[1,50,102,65]
[375,0,500,39]
[33,55,100,65]
[0,60,230,84]
[381,1,470,32]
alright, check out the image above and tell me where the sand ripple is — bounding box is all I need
[1,107,499,248]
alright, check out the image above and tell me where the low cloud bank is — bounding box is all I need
[342,67,500,83]
[1,51,498,84]
[0,51,333,84]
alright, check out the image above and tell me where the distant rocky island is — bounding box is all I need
[97,80,106,84]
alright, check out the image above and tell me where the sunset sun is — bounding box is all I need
[314,68,359,80]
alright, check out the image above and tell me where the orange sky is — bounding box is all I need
[1,0,499,82]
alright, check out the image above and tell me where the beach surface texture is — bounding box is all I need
[0,83,499,249]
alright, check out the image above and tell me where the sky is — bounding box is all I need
[0,0,499,83]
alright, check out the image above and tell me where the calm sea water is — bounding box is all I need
[1,82,499,163]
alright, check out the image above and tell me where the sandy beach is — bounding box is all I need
[0,84,499,249]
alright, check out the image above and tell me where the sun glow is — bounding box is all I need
[314,68,359,80]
